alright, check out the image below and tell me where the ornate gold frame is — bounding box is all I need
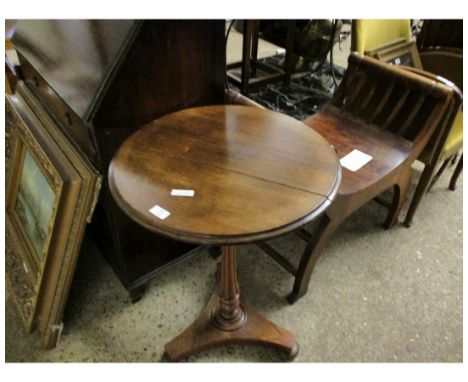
[6,95,65,331]
[6,82,101,348]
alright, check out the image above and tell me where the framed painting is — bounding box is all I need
[5,82,101,348]
[365,39,423,69]
[364,37,407,57]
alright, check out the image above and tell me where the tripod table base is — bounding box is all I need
[163,246,298,361]
[163,293,298,361]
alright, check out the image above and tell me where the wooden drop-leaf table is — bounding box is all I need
[108,105,340,361]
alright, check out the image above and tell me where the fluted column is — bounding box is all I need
[212,246,247,330]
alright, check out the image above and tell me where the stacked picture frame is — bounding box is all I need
[365,37,423,69]
[5,82,101,349]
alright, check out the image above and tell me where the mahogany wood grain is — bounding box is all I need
[94,20,226,129]
[396,65,463,226]
[277,53,454,303]
[306,106,412,196]
[109,105,340,245]
[109,105,340,360]
[449,154,463,191]
[164,247,297,361]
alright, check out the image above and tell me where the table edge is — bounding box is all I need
[107,160,342,245]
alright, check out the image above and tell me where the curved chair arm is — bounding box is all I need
[399,64,462,158]
[418,48,463,93]
[399,64,463,102]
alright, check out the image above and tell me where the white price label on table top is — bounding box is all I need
[149,205,171,220]
[171,189,195,197]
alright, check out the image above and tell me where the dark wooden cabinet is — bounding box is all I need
[12,20,226,301]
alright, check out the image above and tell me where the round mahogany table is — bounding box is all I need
[108,105,340,361]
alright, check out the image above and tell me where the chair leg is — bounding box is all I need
[449,154,463,191]
[384,170,412,229]
[404,163,434,228]
[428,157,451,191]
[451,153,459,166]
[287,214,340,304]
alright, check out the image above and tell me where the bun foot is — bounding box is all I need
[283,341,299,361]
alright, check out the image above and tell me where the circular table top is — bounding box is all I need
[108,105,341,245]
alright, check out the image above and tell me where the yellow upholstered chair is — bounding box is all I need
[352,19,463,226]
[351,19,411,55]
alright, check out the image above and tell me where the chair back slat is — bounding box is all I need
[381,87,410,129]
[340,69,369,112]
[357,76,383,115]
[331,53,453,152]
[366,82,396,123]
[396,95,428,136]
[397,65,463,165]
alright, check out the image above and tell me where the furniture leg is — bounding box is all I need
[241,21,253,95]
[451,153,459,166]
[404,163,434,227]
[428,157,451,191]
[163,246,298,361]
[128,282,148,303]
[288,214,340,304]
[449,153,463,191]
[283,21,295,85]
[250,20,260,77]
[384,170,412,229]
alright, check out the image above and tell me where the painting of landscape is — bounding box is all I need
[15,150,58,262]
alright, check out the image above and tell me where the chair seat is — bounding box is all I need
[304,105,413,195]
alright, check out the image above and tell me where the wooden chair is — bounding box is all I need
[259,53,454,303]
[401,63,463,226]
[352,19,463,226]
[401,34,463,225]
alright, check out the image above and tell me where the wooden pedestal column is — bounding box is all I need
[163,246,298,361]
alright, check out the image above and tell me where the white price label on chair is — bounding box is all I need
[340,149,373,172]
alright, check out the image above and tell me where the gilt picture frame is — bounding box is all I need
[6,95,65,332]
[5,82,101,348]
[366,39,423,69]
